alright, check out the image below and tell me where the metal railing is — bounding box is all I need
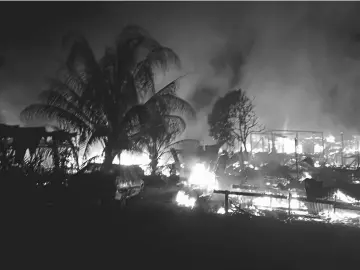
[213,189,360,215]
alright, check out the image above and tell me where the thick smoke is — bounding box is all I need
[2,2,360,140]
[191,87,219,111]
[176,2,360,141]
[210,26,255,90]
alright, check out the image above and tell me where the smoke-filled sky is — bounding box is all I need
[2,2,360,143]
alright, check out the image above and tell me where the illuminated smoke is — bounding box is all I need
[3,2,360,139]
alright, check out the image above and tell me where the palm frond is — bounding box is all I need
[164,115,186,135]
[37,90,100,132]
[147,47,181,72]
[116,25,149,80]
[63,32,108,103]
[38,90,84,117]
[155,74,187,96]
[63,32,98,74]
[120,104,150,135]
[159,94,196,119]
[82,128,107,160]
[134,60,155,98]
[56,67,89,95]
[118,71,138,108]
[80,155,101,170]
[65,136,80,170]
[63,72,88,94]
[44,77,104,123]
[44,78,108,128]
[21,104,90,134]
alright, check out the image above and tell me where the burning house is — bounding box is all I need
[0,123,77,171]
[250,130,360,169]
[174,129,360,228]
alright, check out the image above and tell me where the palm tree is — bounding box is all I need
[136,110,197,175]
[21,25,195,170]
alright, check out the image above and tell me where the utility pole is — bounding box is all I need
[250,133,253,155]
[271,131,276,153]
[295,132,299,180]
[357,138,360,169]
[341,132,344,166]
[321,132,325,164]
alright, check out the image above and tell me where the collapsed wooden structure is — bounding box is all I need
[171,140,225,169]
[214,188,360,215]
[0,123,77,165]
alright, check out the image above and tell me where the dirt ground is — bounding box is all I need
[4,186,360,269]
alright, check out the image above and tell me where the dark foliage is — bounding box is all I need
[21,25,194,170]
[208,89,264,152]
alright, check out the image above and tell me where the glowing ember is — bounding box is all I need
[188,163,218,191]
[217,207,234,214]
[251,196,307,211]
[283,138,295,154]
[175,190,196,208]
[335,190,359,204]
[326,135,335,143]
[214,190,360,227]
[320,209,360,224]
[226,192,307,214]
[314,144,323,153]
[91,149,151,172]
[299,171,311,181]
[233,162,241,168]
[115,151,150,166]
[162,167,171,177]
[143,168,152,176]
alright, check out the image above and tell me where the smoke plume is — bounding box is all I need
[2,2,360,141]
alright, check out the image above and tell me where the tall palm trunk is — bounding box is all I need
[103,145,115,171]
[51,142,60,171]
[150,157,158,176]
[150,141,158,175]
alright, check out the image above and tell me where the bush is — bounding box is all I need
[67,172,117,207]
[143,175,167,188]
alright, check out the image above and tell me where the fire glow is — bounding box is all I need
[175,163,360,227]
[176,190,196,208]
[187,163,218,191]
[111,145,360,227]
[214,191,360,226]
[175,162,218,208]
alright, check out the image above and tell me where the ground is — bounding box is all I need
[4,186,360,269]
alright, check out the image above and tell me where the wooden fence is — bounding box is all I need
[213,189,360,215]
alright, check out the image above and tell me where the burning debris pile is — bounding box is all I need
[174,134,360,228]
[176,169,360,227]
[250,130,360,169]
[175,162,219,208]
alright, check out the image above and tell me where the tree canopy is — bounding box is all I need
[208,89,264,152]
[21,25,195,169]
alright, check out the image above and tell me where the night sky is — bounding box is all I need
[2,2,360,143]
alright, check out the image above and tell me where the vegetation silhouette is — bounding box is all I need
[208,88,264,152]
[1,25,196,208]
[21,25,195,173]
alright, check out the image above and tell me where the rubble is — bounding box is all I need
[174,143,360,228]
